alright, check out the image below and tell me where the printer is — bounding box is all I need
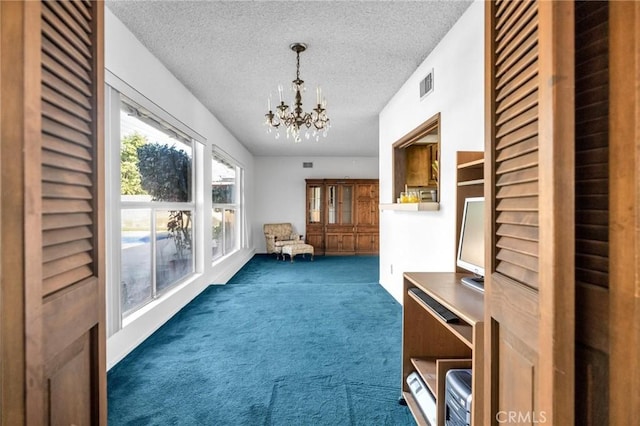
[406,371,436,425]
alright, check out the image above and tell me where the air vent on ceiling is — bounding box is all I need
[420,69,434,99]
[303,162,313,168]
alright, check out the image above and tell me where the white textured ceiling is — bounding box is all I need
[106,0,472,157]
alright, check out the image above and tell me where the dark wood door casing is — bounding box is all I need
[609,1,640,423]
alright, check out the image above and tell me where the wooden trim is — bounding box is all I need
[392,112,441,203]
[0,2,46,423]
[483,2,498,424]
[92,3,107,423]
[392,112,440,150]
[24,1,44,422]
[609,1,640,424]
[1,2,27,423]
[537,1,575,424]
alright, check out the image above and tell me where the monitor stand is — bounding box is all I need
[461,276,484,293]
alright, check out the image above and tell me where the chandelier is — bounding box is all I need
[264,43,330,143]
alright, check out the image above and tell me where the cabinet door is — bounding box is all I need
[306,232,324,253]
[307,184,323,225]
[326,184,338,225]
[356,183,379,226]
[327,184,354,225]
[356,233,378,253]
[325,233,355,253]
[325,234,341,252]
[341,233,355,253]
[485,1,574,424]
[339,184,354,225]
[405,145,431,186]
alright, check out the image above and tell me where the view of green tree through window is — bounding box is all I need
[120,98,195,315]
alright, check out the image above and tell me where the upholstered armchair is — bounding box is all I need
[263,223,304,258]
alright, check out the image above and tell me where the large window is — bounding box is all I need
[212,154,242,262]
[119,97,196,315]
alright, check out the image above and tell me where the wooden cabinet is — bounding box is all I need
[305,179,378,255]
[401,273,484,426]
[406,144,438,187]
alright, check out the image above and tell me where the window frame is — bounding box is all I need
[211,150,244,263]
[105,76,205,331]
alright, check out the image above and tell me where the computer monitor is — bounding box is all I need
[457,197,485,292]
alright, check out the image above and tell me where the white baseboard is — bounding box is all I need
[107,248,255,370]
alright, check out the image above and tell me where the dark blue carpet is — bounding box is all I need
[108,255,413,425]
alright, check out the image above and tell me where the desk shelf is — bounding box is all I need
[401,272,484,426]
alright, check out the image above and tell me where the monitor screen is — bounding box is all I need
[457,197,485,291]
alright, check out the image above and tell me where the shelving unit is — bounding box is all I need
[455,152,484,272]
[401,272,484,426]
[378,202,440,212]
[399,151,485,425]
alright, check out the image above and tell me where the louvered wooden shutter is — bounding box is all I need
[493,0,540,288]
[485,0,574,424]
[39,0,106,423]
[574,1,609,291]
[41,0,96,294]
[574,1,609,424]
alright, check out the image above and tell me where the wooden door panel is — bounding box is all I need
[1,1,104,423]
[342,234,355,252]
[47,331,93,426]
[356,200,373,225]
[325,234,340,252]
[306,233,324,253]
[356,233,379,253]
[489,275,539,351]
[486,1,574,424]
[40,0,106,423]
[356,234,370,252]
[575,343,609,425]
[43,277,99,360]
[498,329,538,424]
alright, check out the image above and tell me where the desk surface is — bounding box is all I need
[404,272,484,325]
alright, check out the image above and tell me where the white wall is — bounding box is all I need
[105,8,255,369]
[253,156,378,253]
[378,0,485,303]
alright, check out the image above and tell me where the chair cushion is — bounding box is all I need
[274,239,304,248]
